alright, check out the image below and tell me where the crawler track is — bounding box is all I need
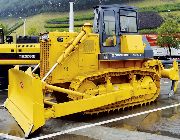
[70,68,160,114]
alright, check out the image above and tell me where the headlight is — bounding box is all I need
[40,33,49,41]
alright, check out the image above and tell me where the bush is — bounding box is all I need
[28,27,38,35]
[7,21,24,35]
[0,23,9,35]
[138,12,163,29]
[157,19,180,52]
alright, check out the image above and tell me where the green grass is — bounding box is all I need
[160,11,180,23]
[44,23,83,28]
[45,20,93,28]
[2,12,69,36]
[140,3,180,12]
[4,10,93,35]
[45,2,180,32]
[47,11,93,23]
[131,0,180,7]
[139,29,158,34]
[46,27,82,32]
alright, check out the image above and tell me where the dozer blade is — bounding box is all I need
[4,68,45,137]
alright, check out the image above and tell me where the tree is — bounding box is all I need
[0,23,9,35]
[28,27,38,36]
[157,18,180,58]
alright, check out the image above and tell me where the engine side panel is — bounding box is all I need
[41,32,100,84]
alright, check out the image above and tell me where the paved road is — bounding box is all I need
[0,78,180,140]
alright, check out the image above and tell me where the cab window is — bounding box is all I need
[120,10,137,33]
[103,10,116,47]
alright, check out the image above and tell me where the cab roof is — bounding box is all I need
[94,4,137,11]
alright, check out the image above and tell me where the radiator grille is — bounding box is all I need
[40,40,52,83]
[82,40,95,53]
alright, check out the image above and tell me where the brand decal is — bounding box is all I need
[132,54,142,56]
[19,55,36,59]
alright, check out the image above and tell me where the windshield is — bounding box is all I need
[120,10,137,33]
[103,10,116,46]
[104,10,115,36]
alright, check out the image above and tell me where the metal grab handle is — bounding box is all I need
[32,63,40,73]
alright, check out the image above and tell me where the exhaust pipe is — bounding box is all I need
[69,2,74,32]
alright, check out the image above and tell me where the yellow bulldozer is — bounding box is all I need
[4,4,179,137]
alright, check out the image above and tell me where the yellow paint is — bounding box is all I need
[121,35,145,53]
[0,60,39,65]
[5,23,179,137]
[0,43,40,65]
[40,25,99,84]
[0,44,17,53]
[161,61,179,81]
[5,68,45,136]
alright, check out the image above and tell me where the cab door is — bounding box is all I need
[100,10,119,53]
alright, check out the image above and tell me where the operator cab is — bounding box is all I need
[93,4,153,60]
[0,28,4,44]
